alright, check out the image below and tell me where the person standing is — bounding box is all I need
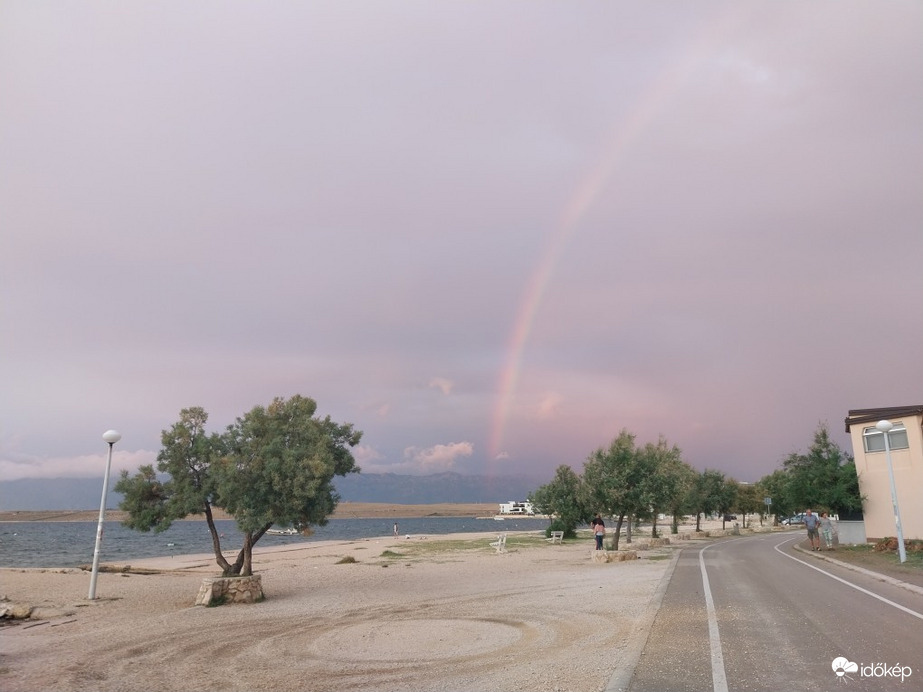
[804,509,821,551]
[819,511,836,550]
[592,515,605,551]
[393,522,399,537]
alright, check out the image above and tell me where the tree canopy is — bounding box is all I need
[756,423,862,521]
[115,395,362,576]
[531,430,698,549]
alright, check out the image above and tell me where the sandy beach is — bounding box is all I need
[0,521,735,692]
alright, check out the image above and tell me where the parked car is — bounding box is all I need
[723,514,737,521]
[782,513,805,525]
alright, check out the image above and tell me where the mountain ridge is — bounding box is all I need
[0,471,544,511]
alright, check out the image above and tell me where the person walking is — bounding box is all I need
[804,509,821,551]
[819,511,836,550]
[393,522,399,537]
[592,514,605,551]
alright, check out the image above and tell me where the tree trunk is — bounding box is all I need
[695,512,702,532]
[203,503,233,576]
[227,524,272,577]
[671,512,679,534]
[651,511,659,538]
[626,514,632,544]
[612,513,625,550]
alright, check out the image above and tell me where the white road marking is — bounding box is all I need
[699,542,729,692]
[773,537,923,621]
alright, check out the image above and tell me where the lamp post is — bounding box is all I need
[88,430,121,599]
[875,420,907,564]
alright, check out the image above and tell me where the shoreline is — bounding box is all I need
[0,502,501,523]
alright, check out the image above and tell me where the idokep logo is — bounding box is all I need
[832,656,913,684]
[832,657,859,682]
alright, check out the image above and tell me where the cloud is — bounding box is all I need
[352,444,384,468]
[356,441,475,475]
[537,392,563,419]
[0,3,920,488]
[0,449,157,481]
[494,451,510,460]
[403,442,474,473]
[428,377,454,395]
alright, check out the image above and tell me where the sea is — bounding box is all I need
[0,516,552,569]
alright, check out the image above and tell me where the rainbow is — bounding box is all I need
[486,19,725,461]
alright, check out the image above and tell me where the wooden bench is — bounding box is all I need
[547,531,564,544]
[490,533,507,553]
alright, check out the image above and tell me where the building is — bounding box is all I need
[845,405,923,542]
[498,501,535,516]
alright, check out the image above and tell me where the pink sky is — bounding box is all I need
[1,2,921,485]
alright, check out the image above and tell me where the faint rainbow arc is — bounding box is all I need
[487,59,695,462]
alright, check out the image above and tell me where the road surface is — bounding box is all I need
[619,534,923,692]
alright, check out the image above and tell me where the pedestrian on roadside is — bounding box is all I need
[592,514,605,551]
[819,511,836,550]
[804,509,821,551]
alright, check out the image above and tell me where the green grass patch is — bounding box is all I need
[839,543,923,567]
[336,556,358,564]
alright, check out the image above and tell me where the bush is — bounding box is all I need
[545,520,577,540]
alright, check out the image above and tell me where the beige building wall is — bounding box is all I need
[846,407,923,542]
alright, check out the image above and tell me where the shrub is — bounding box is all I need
[545,520,577,540]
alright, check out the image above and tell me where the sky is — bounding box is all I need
[1,2,921,489]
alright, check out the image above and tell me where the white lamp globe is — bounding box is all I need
[102,430,122,444]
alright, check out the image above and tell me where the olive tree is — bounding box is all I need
[637,436,690,538]
[686,469,727,532]
[583,430,655,550]
[529,465,589,538]
[115,395,361,576]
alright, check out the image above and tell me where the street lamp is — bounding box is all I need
[875,420,907,564]
[88,429,121,599]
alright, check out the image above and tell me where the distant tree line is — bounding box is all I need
[529,423,862,548]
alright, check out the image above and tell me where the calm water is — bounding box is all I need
[0,516,551,568]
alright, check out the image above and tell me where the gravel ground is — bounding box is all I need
[0,531,676,692]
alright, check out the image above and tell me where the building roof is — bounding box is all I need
[844,405,923,432]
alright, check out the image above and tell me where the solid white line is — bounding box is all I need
[772,538,923,621]
[699,543,729,692]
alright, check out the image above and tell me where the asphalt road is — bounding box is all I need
[620,534,923,692]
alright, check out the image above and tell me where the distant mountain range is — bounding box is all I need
[0,472,545,511]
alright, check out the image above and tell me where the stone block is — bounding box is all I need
[195,574,263,607]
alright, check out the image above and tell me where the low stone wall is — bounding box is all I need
[591,550,637,563]
[195,574,263,606]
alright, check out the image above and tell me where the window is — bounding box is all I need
[862,423,909,453]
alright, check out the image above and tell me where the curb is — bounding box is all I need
[792,543,923,597]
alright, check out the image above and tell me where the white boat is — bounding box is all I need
[266,526,299,536]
